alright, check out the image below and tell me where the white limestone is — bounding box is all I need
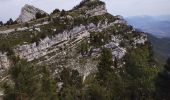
[14,21,113,61]
[0,52,10,69]
[17,4,48,23]
[86,5,107,16]
[133,34,147,45]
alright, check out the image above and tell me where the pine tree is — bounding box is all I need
[37,66,58,100]
[0,21,3,26]
[51,9,60,15]
[155,58,170,100]
[88,48,125,100]
[35,12,47,19]
[3,60,39,100]
[59,68,83,100]
[60,9,66,16]
[124,45,158,99]
[3,60,58,100]
[97,48,113,81]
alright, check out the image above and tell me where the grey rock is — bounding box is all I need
[86,5,107,16]
[17,4,48,23]
[0,52,10,69]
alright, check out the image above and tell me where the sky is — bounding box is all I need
[0,0,170,22]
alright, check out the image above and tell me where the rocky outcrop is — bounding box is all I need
[13,20,147,75]
[17,4,48,23]
[0,52,10,69]
[13,21,115,61]
[0,21,49,34]
[0,0,148,77]
[114,15,128,24]
[104,42,126,59]
[14,23,105,61]
[86,5,107,16]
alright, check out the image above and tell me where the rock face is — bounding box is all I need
[14,22,114,61]
[0,0,148,77]
[17,4,48,23]
[0,52,10,69]
[86,4,107,17]
[13,20,147,76]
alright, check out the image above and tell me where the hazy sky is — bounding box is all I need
[0,0,170,22]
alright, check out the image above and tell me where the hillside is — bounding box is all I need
[0,0,160,100]
[147,34,170,62]
[0,0,147,73]
[126,16,170,61]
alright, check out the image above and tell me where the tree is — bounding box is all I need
[3,83,15,100]
[51,9,60,15]
[60,68,82,88]
[24,22,29,27]
[60,9,66,16]
[5,18,13,26]
[124,45,158,99]
[35,12,47,19]
[155,58,170,100]
[0,21,3,26]
[59,68,83,100]
[114,57,118,68]
[4,18,17,26]
[90,32,109,47]
[37,66,58,100]
[3,60,58,100]
[8,18,13,25]
[79,39,89,56]
[13,20,18,25]
[3,60,39,100]
[83,84,107,100]
[84,47,125,100]
[97,48,113,80]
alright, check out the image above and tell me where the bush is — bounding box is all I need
[51,9,60,15]
[0,21,3,26]
[90,32,110,47]
[24,22,29,27]
[3,60,58,100]
[97,48,113,80]
[78,39,89,56]
[155,58,170,100]
[124,45,158,99]
[60,9,66,16]
[4,18,17,26]
[35,12,47,19]
[59,68,83,100]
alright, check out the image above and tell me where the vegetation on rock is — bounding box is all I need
[3,60,58,100]
[35,12,47,19]
[0,0,168,100]
[155,58,170,100]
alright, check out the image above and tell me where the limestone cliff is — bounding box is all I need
[0,0,148,77]
[17,4,48,23]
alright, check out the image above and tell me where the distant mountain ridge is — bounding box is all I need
[126,15,170,38]
[126,15,170,61]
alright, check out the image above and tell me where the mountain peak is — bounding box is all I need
[73,0,105,10]
[17,4,48,23]
[72,0,106,17]
[24,4,32,7]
